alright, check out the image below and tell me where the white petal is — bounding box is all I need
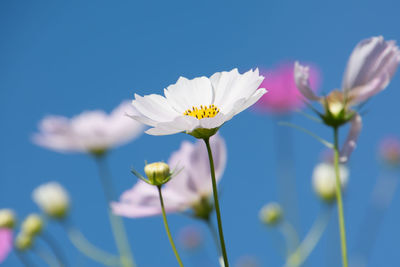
[342,36,400,104]
[340,113,362,163]
[132,94,179,123]
[146,116,198,136]
[232,88,267,115]
[294,62,321,101]
[212,68,264,112]
[164,76,214,113]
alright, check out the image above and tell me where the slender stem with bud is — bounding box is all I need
[157,186,184,267]
[95,155,135,267]
[203,137,229,267]
[333,127,348,267]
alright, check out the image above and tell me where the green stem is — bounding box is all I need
[63,221,120,266]
[41,232,67,267]
[157,186,184,267]
[333,127,348,267]
[203,138,229,267]
[279,221,300,257]
[284,207,332,267]
[95,155,136,267]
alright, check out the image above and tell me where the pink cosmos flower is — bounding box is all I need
[295,36,400,162]
[378,136,400,166]
[111,135,227,218]
[254,62,320,114]
[0,229,12,263]
[33,101,144,154]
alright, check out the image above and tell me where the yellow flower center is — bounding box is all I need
[183,104,220,119]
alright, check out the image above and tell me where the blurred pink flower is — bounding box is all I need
[33,101,144,154]
[295,36,400,162]
[379,136,400,166]
[178,225,204,250]
[253,62,320,114]
[111,135,227,218]
[0,229,12,263]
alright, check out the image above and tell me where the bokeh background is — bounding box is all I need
[1,0,399,266]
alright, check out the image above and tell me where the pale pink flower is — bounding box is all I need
[0,229,12,263]
[378,136,400,166]
[33,101,144,154]
[111,135,227,218]
[295,36,400,162]
[253,62,320,114]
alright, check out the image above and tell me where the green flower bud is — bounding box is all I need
[144,162,171,186]
[0,209,16,229]
[259,202,283,226]
[15,232,33,251]
[21,214,43,236]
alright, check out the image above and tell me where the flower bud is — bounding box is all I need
[15,232,33,251]
[0,209,16,229]
[32,182,70,219]
[21,214,43,236]
[312,162,349,203]
[259,202,283,226]
[144,162,171,186]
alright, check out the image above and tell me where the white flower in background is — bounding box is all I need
[112,135,227,219]
[312,162,349,202]
[295,36,400,162]
[33,182,70,219]
[259,202,283,226]
[130,69,266,138]
[33,101,145,154]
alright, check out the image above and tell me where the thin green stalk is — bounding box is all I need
[203,138,229,267]
[333,127,348,267]
[41,232,67,267]
[16,251,38,267]
[157,186,184,267]
[62,220,120,266]
[205,219,225,267]
[279,221,300,257]
[284,207,332,267]
[95,155,135,267]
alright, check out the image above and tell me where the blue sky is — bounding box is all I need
[1,0,400,266]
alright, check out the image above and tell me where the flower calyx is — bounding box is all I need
[320,90,355,128]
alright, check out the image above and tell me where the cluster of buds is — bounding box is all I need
[15,213,44,251]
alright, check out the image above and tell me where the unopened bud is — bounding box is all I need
[259,202,283,226]
[144,162,171,185]
[312,162,349,202]
[0,209,16,229]
[33,182,70,219]
[15,232,33,251]
[21,214,43,236]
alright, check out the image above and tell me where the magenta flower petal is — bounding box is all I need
[0,229,12,263]
[254,62,321,114]
[340,114,362,163]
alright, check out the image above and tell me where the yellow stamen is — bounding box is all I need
[183,104,220,119]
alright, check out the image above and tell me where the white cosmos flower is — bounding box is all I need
[32,182,70,218]
[312,162,349,202]
[130,69,266,137]
[33,101,144,154]
[295,36,400,162]
[111,134,227,218]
